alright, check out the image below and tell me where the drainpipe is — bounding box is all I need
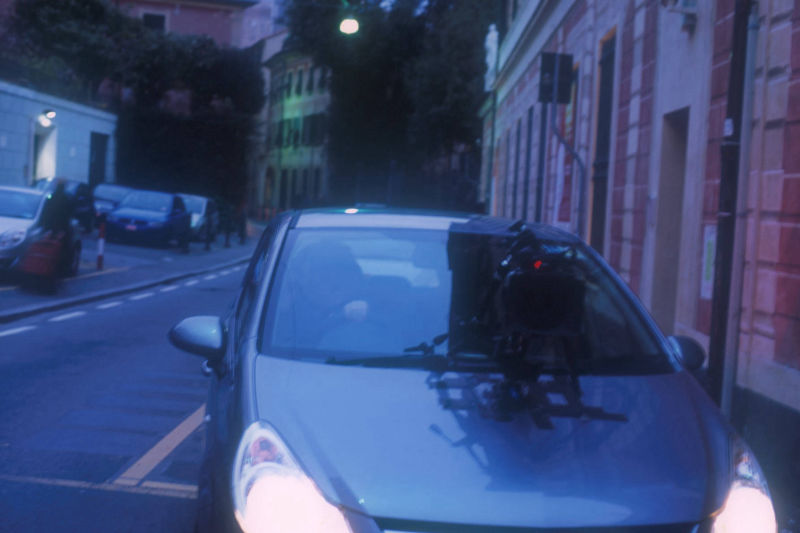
[720,2,759,417]
[707,0,754,408]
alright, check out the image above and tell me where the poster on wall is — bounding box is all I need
[701,224,717,300]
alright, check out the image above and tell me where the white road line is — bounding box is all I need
[203,274,217,280]
[218,270,231,276]
[160,285,179,293]
[49,311,86,322]
[185,280,198,286]
[0,474,196,500]
[97,301,122,310]
[130,292,154,301]
[0,325,36,338]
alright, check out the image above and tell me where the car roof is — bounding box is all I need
[0,185,45,197]
[293,207,581,242]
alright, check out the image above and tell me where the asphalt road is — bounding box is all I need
[0,263,245,533]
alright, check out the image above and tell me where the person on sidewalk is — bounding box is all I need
[41,180,74,272]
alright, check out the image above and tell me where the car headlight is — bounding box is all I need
[711,439,777,533]
[0,229,26,249]
[232,422,352,533]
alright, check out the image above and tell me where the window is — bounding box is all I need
[314,168,321,198]
[302,116,312,145]
[307,66,315,93]
[285,72,293,98]
[318,68,328,92]
[142,13,165,32]
[296,69,304,95]
[293,117,301,147]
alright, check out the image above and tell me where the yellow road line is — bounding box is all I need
[113,404,205,487]
[0,474,197,500]
[71,266,129,280]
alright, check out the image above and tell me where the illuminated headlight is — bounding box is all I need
[711,440,777,533]
[0,229,26,248]
[232,422,352,533]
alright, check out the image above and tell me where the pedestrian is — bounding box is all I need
[41,180,74,271]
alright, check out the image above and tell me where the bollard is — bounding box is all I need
[97,220,105,270]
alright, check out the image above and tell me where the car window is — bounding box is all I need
[235,220,278,343]
[0,190,43,219]
[260,228,669,373]
[120,191,172,212]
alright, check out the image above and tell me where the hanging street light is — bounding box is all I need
[339,16,359,34]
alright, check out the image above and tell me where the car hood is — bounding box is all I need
[110,207,168,221]
[0,216,34,233]
[254,355,731,529]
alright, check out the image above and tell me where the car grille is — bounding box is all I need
[379,522,705,533]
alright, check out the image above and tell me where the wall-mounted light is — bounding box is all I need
[44,109,56,119]
[37,115,52,128]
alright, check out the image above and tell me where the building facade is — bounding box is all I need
[262,43,331,213]
[481,0,799,524]
[0,80,116,187]
[116,0,260,47]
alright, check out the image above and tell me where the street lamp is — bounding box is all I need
[339,16,359,34]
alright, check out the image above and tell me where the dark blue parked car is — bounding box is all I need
[106,190,190,248]
[170,209,776,533]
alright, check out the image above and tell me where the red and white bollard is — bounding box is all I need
[97,220,105,270]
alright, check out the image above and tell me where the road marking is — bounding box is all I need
[0,474,197,500]
[0,285,16,292]
[185,280,198,287]
[113,404,205,487]
[97,301,122,310]
[129,292,154,301]
[203,274,217,280]
[0,325,36,338]
[160,285,179,293]
[49,311,86,322]
[71,266,129,281]
[218,270,231,276]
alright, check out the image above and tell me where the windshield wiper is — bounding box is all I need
[403,333,448,356]
[325,354,450,370]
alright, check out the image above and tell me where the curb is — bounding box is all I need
[0,255,251,325]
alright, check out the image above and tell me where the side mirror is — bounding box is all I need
[169,316,225,362]
[668,335,706,371]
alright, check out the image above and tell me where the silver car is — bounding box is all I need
[0,186,81,276]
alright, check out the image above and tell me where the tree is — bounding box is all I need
[282,0,501,209]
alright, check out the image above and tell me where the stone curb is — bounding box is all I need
[0,255,251,325]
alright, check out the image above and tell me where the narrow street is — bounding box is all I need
[0,263,244,533]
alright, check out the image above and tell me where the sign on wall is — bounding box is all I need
[701,224,717,300]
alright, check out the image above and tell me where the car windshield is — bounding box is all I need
[119,190,171,212]
[0,190,43,219]
[94,185,130,202]
[261,227,670,374]
[180,195,205,214]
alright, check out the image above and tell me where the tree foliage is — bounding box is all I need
[283,0,501,209]
[5,0,265,113]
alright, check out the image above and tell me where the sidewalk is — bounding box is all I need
[0,221,265,324]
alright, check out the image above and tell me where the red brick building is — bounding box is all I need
[481,0,799,524]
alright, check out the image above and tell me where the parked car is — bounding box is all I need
[34,178,94,232]
[93,183,133,222]
[170,208,777,533]
[105,190,190,248]
[0,185,81,277]
[179,193,218,242]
